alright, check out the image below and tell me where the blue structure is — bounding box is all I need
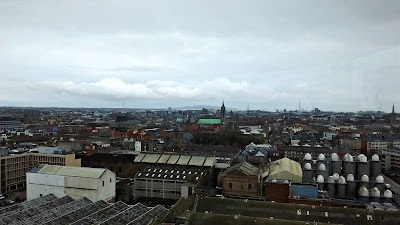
[289,184,318,198]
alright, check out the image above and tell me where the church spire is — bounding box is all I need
[392,104,395,114]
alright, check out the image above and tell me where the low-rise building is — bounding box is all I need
[27,164,115,202]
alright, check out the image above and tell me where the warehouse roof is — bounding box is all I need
[135,167,205,183]
[221,161,259,176]
[134,152,216,167]
[29,164,108,178]
[269,157,302,179]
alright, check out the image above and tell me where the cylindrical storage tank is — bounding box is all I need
[356,154,370,180]
[343,154,356,177]
[327,176,336,197]
[336,176,347,199]
[302,163,315,183]
[360,175,370,189]
[383,190,393,203]
[332,173,340,182]
[371,187,381,202]
[346,174,356,199]
[331,153,342,175]
[317,163,329,180]
[375,175,385,193]
[317,175,325,190]
[359,186,370,202]
[316,153,326,167]
[303,153,313,167]
[370,154,381,179]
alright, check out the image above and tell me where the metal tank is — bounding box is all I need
[371,187,381,202]
[316,153,326,169]
[303,153,313,167]
[327,176,336,197]
[332,173,339,182]
[317,175,325,191]
[370,154,381,179]
[331,153,342,175]
[346,174,357,199]
[360,175,370,189]
[375,175,386,193]
[383,190,393,203]
[358,186,370,202]
[356,154,370,180]
[302,162,315,183]
[317,163,329,180]
[343,153,356,177]
[336,176,347,199]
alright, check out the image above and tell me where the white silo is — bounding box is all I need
[375,175,385,193]
[343,153,356,177]
[358,186,370,202]
[346,174,356,199]
[331,153,342,175]
[327,176,336,197]
[360,175,370,189]
[317,175,325,190]
[317,163,329,181]
[332,173,340,182]
[302,162,315,183]
[383,190,393,203]
[356,154,370,180]
[336,176,347,199]
[316,153,326,169]
[370,154,381,179]
[371,187,381,202]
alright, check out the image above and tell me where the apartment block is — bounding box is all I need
[0,153,81,193]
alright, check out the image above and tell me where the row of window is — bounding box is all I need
[228,182,252,190]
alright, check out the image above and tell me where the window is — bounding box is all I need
[110,178,112,183]
[229,182,232,189]
[248,184,252,190]
[119,167,122,173]
[102,181,104,186]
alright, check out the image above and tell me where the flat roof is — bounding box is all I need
[177,155,192,165]
[29,164,107,178]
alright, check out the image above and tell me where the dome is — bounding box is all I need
[318,163,326,170]
[371,154,379,162]
[332,173,340,181]
[331,153,339,161]
[361,175,369,182]
[272,179,277,183]
[338,176,346,184]
[376,175,384,183]
[344,153,353,162]
[359,154,368,163]
[359,186,369,197]
[327,176,335,183]
[384,190,393,198]
[317,175,324,183]
[385,184,391,189]
[346,174,354,182]
[357,154,365,161]
[304,153,312,161]
[371,187,380,198]
[304,162,312,170]
[318,153,325,161]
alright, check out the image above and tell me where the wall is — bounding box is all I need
[221,175,260,197]
[26,173,66,200]
[265,182,289,202]
[289,184,318,198]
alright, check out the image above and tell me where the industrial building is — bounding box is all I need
[0,153,81,193]
[382,147,400,171]
[267,157,302,183]
[26,164,115,202]
[0,194,168,225]
[302,152,395,206]
[133,167,206,202]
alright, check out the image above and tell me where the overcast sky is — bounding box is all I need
[1,0,399,111]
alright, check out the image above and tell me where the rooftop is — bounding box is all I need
[28,164,108,178]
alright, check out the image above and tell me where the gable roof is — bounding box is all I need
[269,157,302,178]
[222,161,259,176]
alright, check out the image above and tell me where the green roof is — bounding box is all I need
[176,118,183,122]
[197,119,221,124]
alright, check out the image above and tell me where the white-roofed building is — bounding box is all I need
[26,164,116,202]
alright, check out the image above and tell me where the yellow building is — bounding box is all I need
[268,157,302,183]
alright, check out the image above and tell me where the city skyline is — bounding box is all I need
[1,1,400,111]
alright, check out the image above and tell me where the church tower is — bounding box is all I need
[221,100,226,123]
[391,104,396,124]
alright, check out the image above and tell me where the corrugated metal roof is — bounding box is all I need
[33,165,106,178]
[142,153,161,163]
[177,155,192,165]
[134,153,146,162]
[221,161,259,176]
[203,157,216,167]
[188,156,206,166]
[166,155,180,164]
[157,154,171,164]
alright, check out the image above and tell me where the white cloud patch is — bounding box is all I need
[26,77,250,101]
